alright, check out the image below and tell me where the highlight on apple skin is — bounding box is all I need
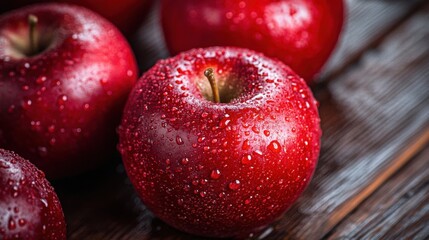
[118,47,322,237]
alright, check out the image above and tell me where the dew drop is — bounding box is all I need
[57,95,68,105]
[8,218,16,230]
[251,126,260,134]
[18,219,26,226]
[0,161,10,169]
[220,118,231,128]
[176,136,184,145]
[36,76,47,84]
[242,139,250,150]
[181,158,189,165]
[229,180,241,190]
[268,140,281,153]
[201,112,209,118]
[263,130,270,137]
[210,169,221,179]
[241,154,252,165]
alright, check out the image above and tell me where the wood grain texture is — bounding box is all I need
[263,4,429,239]
[52,1,429,240]
[326,146,429,240]
[319,0,426,82]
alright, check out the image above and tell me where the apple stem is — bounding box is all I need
[28,14,38,55]
[204,68,220,103]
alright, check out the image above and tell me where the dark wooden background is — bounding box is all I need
[52,0,429,239]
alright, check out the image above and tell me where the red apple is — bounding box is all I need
[0,3,138,179]
[0,148,66,240]
[161,0,344,82]
[0,0,152,35]
[118,47,322,237]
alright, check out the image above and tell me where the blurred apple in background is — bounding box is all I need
[161,0,344,83]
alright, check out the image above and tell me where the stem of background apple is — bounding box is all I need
[204,68,220,103]
[28,14,38,55]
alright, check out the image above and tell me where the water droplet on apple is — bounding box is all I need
[242,139,250,150]
[251,126,260,133]
[201,112,209,118]
[0,161,9,169]
[36,76,47,84]
[241,154,252,165]
[18,218,26,226]
[8,217,16,230]
[176,136,184,145]
[219,118,231,128]
[181,158,189,165]
[228,180,241,190]
[200,191,206,197]
[22,99,32,109]
[263,130,270,136]
[57,95,68,106]
[268,140,281,153]
[210,169,221,179]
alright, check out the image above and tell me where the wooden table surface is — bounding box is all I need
[53,0,429,239]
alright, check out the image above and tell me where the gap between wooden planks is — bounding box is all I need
[322,127,429,239]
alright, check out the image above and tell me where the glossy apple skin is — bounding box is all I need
[0,4,138,179]
[0,148,66,240]
[119,47,322,237]
[161,0,344,82]
[0,0,152,35]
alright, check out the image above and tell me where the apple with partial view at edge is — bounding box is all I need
[118,47,322,237]
[161,0,344,82]
[0,148,66,240]
[0,3,138,179]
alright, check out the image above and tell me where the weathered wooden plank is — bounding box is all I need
[262,5,429,239]
[319,0,425,81]
[326,146,429,240]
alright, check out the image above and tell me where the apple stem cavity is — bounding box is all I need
[28,14,38,55]
[204,68,220,103]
